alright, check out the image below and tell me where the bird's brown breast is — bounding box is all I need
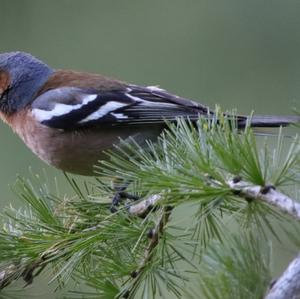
[0,71,10,96]
[3,108,162,175]
[3,109,115,175]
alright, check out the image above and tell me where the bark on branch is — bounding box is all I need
[228,179,300,221]
[127,194,162,216]
[265,253,300,299]
[128,177,300,221]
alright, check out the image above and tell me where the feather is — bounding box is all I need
[30,73,300,130]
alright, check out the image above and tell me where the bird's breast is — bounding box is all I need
[7,110,162,175]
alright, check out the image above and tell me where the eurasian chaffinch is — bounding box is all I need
[0,51,299,176]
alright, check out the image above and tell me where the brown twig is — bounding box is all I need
[124,204,173,298]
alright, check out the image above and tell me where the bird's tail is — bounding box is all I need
[238,115,300,128]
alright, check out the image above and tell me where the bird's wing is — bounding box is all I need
[31,85,210,130]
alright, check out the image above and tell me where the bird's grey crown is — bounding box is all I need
[0,51,54,113]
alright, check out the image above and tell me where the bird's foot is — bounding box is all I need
[110,191,140,213]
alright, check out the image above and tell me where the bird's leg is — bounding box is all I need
[110,183,140,213]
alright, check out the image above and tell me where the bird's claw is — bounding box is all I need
[110,191,140,213]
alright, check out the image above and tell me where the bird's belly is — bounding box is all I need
[12,113,162,175]
[35,129,120,175]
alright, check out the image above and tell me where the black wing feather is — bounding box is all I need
[31,83,298,131]
[31,85,211,130]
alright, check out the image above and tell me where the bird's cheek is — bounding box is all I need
[0,71,10,92]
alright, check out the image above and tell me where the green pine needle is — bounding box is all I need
[0,111,298,298]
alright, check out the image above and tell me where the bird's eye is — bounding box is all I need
[0,85,11,102]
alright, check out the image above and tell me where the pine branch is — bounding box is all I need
[137,206,172,273]
[265,254,300,299]
[127,194,162,217]
[122,206,173,298]
[228,178,300,221]
[0,112,298,298]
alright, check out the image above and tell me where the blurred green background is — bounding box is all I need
[1,0,300,297]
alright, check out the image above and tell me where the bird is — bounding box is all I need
[0,51,299,176]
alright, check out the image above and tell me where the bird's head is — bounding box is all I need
[0,52,53,114]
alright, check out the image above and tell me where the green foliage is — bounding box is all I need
[193,232,271,299]
[101,116,300,192]
[0,114,298,298]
